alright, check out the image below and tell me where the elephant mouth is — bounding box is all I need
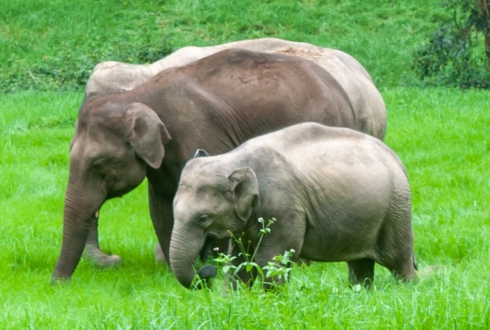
[195,235,220,288]
[199,235,216,262]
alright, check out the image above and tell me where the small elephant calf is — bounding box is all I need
[170,123,417,289]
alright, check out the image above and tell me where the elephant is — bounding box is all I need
[171,123,418,289]
[52,48,386,281]
[85,38,385,139]
[82,39,387,267]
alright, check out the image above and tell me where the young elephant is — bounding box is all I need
[171,123,417,289]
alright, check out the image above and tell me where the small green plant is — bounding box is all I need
[263,249,295,283]
[213,217,295,290]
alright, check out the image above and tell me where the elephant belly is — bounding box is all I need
[300,229,378,262]
[299,198,389,262]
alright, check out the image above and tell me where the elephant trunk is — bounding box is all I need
[51,181,104,281]
[169,224,217,289]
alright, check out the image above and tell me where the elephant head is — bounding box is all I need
[170,152,259,288]
[52,100,171,280]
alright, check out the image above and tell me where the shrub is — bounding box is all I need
[0,36,174,93]
[412,0,490,88]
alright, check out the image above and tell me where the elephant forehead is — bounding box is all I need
[175,182,231,206]
[176,183,227,201]
[72,128,124,156]
[69,137,131,176]
[180,164,227,185]
[77,100,128,131]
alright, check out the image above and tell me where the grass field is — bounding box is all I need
[1,0,490,328]
[1,0,446,92]
[1,88,489,329]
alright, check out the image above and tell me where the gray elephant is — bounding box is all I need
[171,123,417,289]
[82,38,386,268]
[52,48,386,281]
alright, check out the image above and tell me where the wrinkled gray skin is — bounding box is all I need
[52,48,383,281]
[172,123,417,289]
[82,38,387,267]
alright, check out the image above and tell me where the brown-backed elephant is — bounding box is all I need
[171,123,417,289]
[83,39,387,267]
[85,39,386,140]
[52,48,386,281]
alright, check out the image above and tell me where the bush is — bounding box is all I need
[0,36,174,93]
[412,0,490,88]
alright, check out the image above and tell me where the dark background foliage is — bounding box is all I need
[2,0,489,92]
[0,0,445,93]
[412,0,490,88]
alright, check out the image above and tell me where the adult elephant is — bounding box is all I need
[85,38,384,138]
[52,48,386,281]
[86,38,371,97]
[82,38,387,267]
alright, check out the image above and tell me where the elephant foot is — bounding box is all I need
[154,243,166,264]
[84,248,122,268]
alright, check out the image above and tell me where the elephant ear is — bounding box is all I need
[227,167,259,222]
[125,102,171,169]
[193,149,210,158]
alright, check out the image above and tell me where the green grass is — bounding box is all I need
[0,0,447,92]
[1,0,489,328]
[1,88,489,328]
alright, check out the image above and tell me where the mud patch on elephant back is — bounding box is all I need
[274,47,325,62]
[92,61,122,72]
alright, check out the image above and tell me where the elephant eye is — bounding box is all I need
[197,215,211,227]
[91,158,105,170]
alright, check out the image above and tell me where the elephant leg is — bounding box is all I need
[225,240,256,289]
[347,258,375,288]
[377,195,417,282]
[213,238,232,257]
[253,213,305,289]
[154,243,166,263]
[381,251,417,283]
[148,183,174,266]
[235,218,304,290]
[83,214,122,267]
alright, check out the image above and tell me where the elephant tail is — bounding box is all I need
[412,252,419,270]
